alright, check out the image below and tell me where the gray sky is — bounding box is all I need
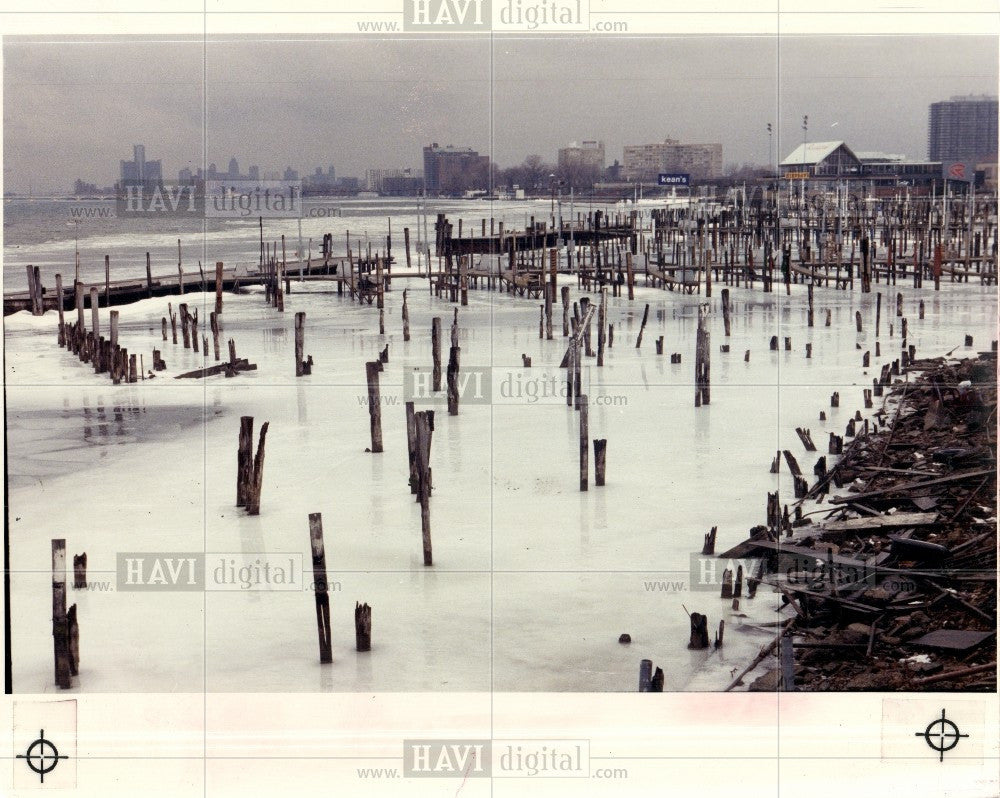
[3,34,997,192]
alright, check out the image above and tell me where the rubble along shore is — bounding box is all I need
[728,349,996,692]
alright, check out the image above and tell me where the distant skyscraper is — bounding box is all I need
[928,95,998,163]
[228,157,240,178]
[120,144,162,185]
[248,165,260,180]
[283,166,299,182]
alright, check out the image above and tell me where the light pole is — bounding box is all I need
[801,114,809,205]
[767,122,773,177]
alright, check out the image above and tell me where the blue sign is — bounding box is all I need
[658,173,690,186]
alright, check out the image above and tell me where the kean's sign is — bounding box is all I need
[657,173,690,186]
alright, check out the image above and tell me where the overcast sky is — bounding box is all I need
[3,34,997,192]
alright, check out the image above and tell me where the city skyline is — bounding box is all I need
[4,34,997,193]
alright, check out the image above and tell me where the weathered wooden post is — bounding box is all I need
[308,513,333,664]
[593,438,607,486]
[72,552,87,589]
[210,312,221,361]
[75,281,85,331]
[90,287,100,336]
[365,361,384,453]
[179,304,191,348]
[55,273,65,345]
[213,260,224,314]
[431,317,442,392]
[414,410,434,565]
[721,288,732,336]
[639,659,653,692]
[695,303,710,406]
[688,612,710,649]
[236,417,254,507]
[635,303,649,348]
[579,394,589,491]
[294,312,312,376]
[561,285,570,337]
[807,283,814,327]
[597,288,607,367]
[355,602,372,652]
[246,422,269,515]
[855,310,862,333]
[52,539,71,688]
[702,526,717,555]
[402,289,410,341]
[446,345,460,416]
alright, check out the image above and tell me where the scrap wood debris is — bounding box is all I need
[729,350,997,691]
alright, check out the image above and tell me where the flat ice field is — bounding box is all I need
[4,275,996,692]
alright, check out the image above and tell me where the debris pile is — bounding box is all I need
[727,352,996,691]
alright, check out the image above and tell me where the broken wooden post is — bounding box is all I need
[308,512,333,664]
[55,273,66,345]
[405,401,423,500]
[179,304,190,348]
[770,335,779,351]
[714,619,725,648]
[245,422,269,515]
[169,303,178,345]
[702,526,717,555]
[446,345,460,416]
[635,303,650,348]
[213,260,224,314]
[414,410,434,565]
[855,310,863,332]
[561,285,570,337]
[366,361,384,453]
[210,312,221,361]
[695,303,710,406]
[593,439,607,486]
[721,568,733,599]
[90,287,100,336]
[402,289,410,341]
[294,312,312,376]
[721,288,732,336]
[688,612,710,649]
[431,317,442,392]
[236,417,254,507]
[52,538,71,688]
[825,308,831,327]
[72,552,87,589]
[355,601,372,652]
[639,659,652,691]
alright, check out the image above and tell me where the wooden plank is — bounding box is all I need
[820,511,938,532]
[829,468,995,504]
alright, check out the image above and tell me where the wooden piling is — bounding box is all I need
[52,538,71,688]
[593,438,607,486]
[446,345,460,416]
[414,410,434,566]
[308,512,333,664]
[246,422,269,515]
[431,317,442,392]
[366,361,384,453]
[695,303,710,406]
[579,394,589,491]
[355,602,372,652]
